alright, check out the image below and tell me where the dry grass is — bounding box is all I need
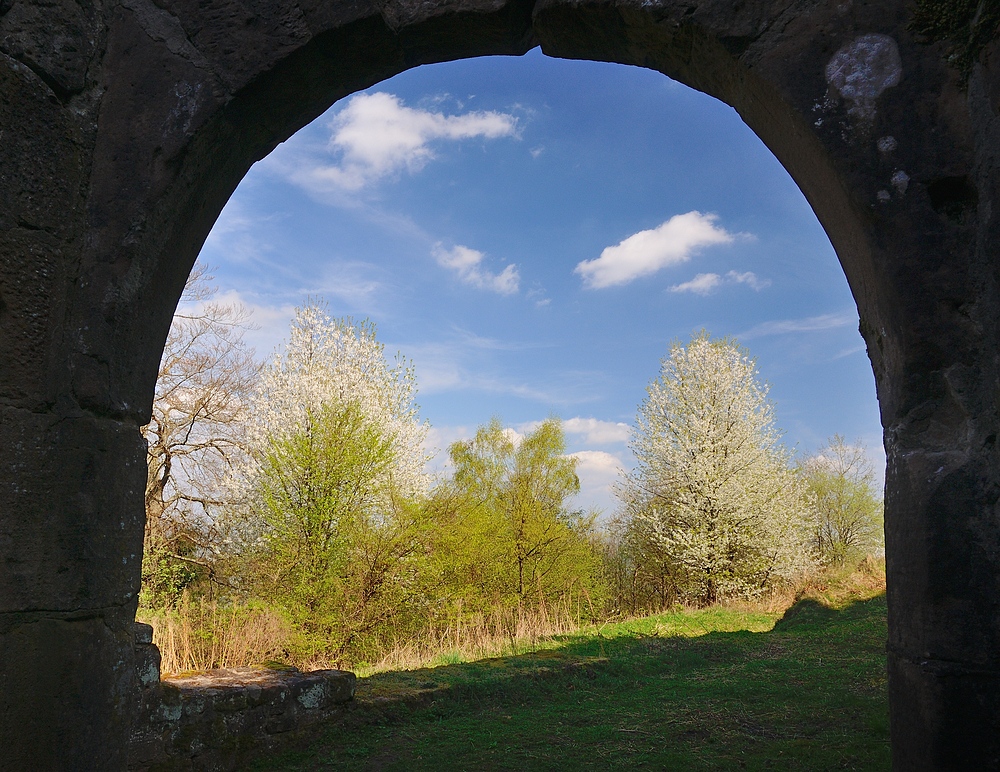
[137,595,292,674]
[139,558,886,678]
[347,596,590,677]
[791,554,887,608]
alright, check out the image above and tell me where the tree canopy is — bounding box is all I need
[141,263,258,606]
[430,418,600,612]
[616,332,816,605]
[221,305,431,663]
[800,435,884,564]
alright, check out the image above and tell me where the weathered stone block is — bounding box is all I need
[0,407,145,612]
[128,664,356,771]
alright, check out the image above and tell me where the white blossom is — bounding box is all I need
[225,305,429,547]
[617,333,816,603]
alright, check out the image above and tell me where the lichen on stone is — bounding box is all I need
[825,34,903,123]
[296,683,327,710]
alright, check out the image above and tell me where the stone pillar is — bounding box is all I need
[0,408,146,770]
[880,54,1000,771]
[885,443,1000,770]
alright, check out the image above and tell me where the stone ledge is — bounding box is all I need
[128,626,355,771]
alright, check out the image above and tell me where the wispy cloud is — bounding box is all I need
[832,344,867,360]
[400,339,583,404]
[669,269,770,295]
[727,271,770,290]
[669,272,723,295]
[737,311,857,340]
[298,92,518,191]
[527,287,551,308]
[433,244,520,295]
[201,201,279,266]
[304,261,384,309]
[575,211,740,289]
[202,290,297,359]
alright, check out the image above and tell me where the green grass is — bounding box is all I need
[252,595,889,771]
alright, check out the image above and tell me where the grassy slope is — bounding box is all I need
[253,595,889,771]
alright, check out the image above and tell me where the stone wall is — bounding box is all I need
[128,624,355,771]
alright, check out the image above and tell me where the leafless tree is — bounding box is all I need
[142,263,259,602]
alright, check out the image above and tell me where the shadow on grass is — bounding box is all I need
[253,594,889,771]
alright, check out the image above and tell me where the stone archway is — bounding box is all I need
[1,1,997,768]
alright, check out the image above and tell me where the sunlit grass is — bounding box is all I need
[253,563,889,771]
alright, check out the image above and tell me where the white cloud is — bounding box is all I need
[517,417,629,445]
[569,450,627,515]
[433,244,520,295]
[563,417,630,444]
[737,311,857,340]
[575,211,738,289]
[669,269,771,295]
[526,287,550,307]
[422,424,473,463]
[516,417,629,445]
[670,272,723,295]
[571,449,625,476]
[727,270,770,290]
[305,92,518,190]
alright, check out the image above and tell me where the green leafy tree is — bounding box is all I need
[800,435,884,564]
[223,306,430,663]
[616,332,816,606]
[432,418,601,613]
[246,402,426,662]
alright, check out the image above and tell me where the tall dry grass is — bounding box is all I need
[138,558,886,677]
[346,595,592,676]
[139,592,593,676]
[137,595,292,674]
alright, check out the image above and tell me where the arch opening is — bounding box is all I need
[4,2,998,767]
[188,48,884,520]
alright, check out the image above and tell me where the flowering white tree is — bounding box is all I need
[616,332,816,605]
[224,305,431,661]
[247,305,428,498]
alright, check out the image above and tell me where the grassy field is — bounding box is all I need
[252,582,889,771]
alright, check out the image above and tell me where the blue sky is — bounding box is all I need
[199,48,884,515]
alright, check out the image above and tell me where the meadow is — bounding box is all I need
[251,567,889,771]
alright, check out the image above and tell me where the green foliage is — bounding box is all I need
[911,0,1000,79]
[139,542,202,609]
[235,401,430,664]
[429,418,603,616]
[799,435,884,565]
